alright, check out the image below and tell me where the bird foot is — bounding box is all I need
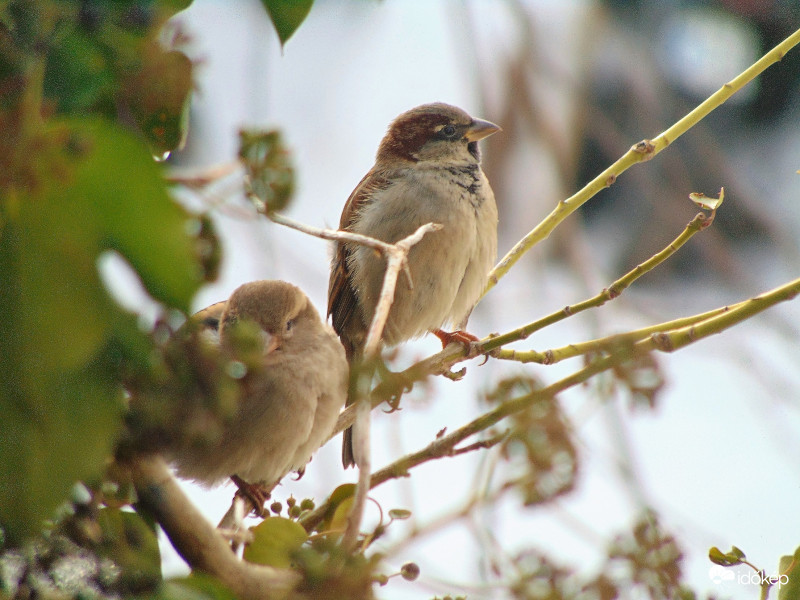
[433,328,479,347]
[379,369,414,413]
[230,474,271,518]
[433,329,490,363]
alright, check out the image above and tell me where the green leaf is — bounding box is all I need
[157,573,237,600]
[314,483,355,533]
[97,508,162,591]
[0,117,210,543]
[44,27,117,116]
[777,546,800,600]
[261,0,314,46]
[708,546,743,566]
[729,545,746,560]
[388,508,412,520]
[243,517,307,567]
[239,129,295,212]
[689,187,724,211]
[122,44,194,159]
[0,342,126,545]
[157,0,196,17]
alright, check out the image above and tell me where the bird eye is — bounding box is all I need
[286,319,294,332]
[442,124,457,137]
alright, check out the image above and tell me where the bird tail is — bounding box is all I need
[341,340,362,468]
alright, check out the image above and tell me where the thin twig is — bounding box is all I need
[494,303,737,365]
[342,221,442,551]
[302,276,800,532]
[481,210,714,353]
[256,190,443,550]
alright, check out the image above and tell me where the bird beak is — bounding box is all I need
[261,330,280,355]
[465,118,501,142]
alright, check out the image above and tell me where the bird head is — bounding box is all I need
[376,102,500,165]
[219,280,318,356]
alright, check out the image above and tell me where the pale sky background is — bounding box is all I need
[113,1,800,598]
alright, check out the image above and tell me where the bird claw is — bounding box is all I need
[384,395,403,413]
[379,369,412,413]
[433,328,479,347]
[231,475,271,518]
[433,329,493,364]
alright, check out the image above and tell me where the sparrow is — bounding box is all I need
[164,280,348,502]
[328,103,500,467]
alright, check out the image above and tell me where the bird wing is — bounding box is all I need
[327,167,394,358]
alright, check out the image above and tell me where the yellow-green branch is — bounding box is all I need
[495,303,741,365]
[482,210,714,353]
[483,27,800,296]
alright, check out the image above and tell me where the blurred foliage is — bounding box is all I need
[0,0,381,597]
[507,511,700,600]
[608,512,683,599]
[290,535,378,600]
[0,0,216,546]
[240,129,295,213]
[0,491,162,597]
[484,375,578,506]
[607,343,664,411]
[120,316,262,461]
[155,573,239,600]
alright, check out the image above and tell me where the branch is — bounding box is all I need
[328,343,467,439]
[128,456,299,600]
[482,210,715,353]
[648,277,800,353]
[253,193,443,551]
[483,27,800,295]
[341,222,442,551]
[302,276,800,532]
[495,302,740,364]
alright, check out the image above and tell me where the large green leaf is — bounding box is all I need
[0,117,209,543]
[97,507,162,592]
[778,546,800,600]
[261,0,314,46]
[243,517,307,568]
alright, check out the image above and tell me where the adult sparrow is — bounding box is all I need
[164,280,348,502]
[328,103,499,467]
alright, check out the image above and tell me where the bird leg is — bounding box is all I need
[230,474,270,518]
[433,328,479,347]
[433,328,494,366]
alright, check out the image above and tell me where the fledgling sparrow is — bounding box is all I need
[164,280,348,500]
[328,103,500,467]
